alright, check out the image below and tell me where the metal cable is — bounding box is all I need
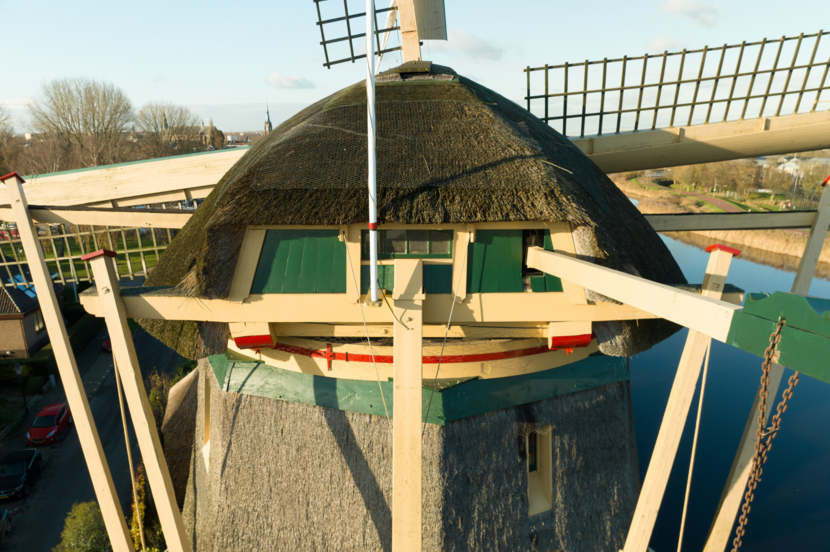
[344,232,392,433]
[677,338,711,552]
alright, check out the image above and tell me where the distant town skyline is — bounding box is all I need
[1,0,823,130]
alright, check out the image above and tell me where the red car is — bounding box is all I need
[25,403,72,446]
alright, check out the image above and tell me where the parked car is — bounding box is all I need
[102,335,112,353]
[0,450,42,500]
[25,403,72,446]
[0,509,11,547]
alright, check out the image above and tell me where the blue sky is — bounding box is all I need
[0,0,823,131]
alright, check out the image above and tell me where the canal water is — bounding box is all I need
[632,232,830,551]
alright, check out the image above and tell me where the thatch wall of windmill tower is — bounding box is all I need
[171,361,640,551]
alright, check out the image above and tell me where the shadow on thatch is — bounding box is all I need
[161,367,199,509]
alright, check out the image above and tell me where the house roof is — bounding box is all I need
[140,63,686,359]
[0,286,38,314]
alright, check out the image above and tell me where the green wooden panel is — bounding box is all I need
[361,264,394,294]
[529,275,546,293]
[743,292,830,338]
[297,235,319,293]
[424,264,453,294]
[543,230,564,292]
[467,234,486,293]
[207,353,629,425]
[478,231,501,293]
[251,230,346,294]
[315,235,335,293]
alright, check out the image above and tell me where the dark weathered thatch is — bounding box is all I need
[142,64,685,358]
[161,367,199,509]
[178,359,640,551]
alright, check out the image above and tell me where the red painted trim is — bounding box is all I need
[705,244,741,257]
[368,222,378,230]
[233,335,275,348]
[0,171,25,184]
[242,334,595,364]
[823,173,830,187]
[80,249,118,261]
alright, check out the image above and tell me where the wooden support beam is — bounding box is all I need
[546,222,587,305]
[0,205,193,228]
[644,211,817,232]
[86,251,192,552]
[396,0,422,62]
[624,246,736,552]
[705,184,830,552]
[1,174,135,552]
[392,258,423,551]
[526,247,739,342]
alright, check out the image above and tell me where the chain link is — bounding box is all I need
[732,319,799,551]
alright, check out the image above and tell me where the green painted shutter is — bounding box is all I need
[542,231,564,292]
[250,230,346,294]
[466,230,523,293]
[424,264,452,294]
[361,265,395,294]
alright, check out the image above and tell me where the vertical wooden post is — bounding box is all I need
[624,245,738,552]
[392,258,423,551]
[704,183,830,552]
[85,250,192,552]
[396,0,422,63]
[1,173,135,552]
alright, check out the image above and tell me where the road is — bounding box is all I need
[1,327,183,551]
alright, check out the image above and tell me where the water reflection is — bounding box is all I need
[631,235,830,552]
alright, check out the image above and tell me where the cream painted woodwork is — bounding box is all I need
[268,322,549,339]
[392,258,423,552]
[3,175,135,552]
[624,247,735,552]
[704,184,830,552]
[0,206,193,229]
[88,254,192,552]
[80,291,662,324]
[573,110,830,174]
[226,336,599,381]
[545,222,587,305]
[644,211,816,232]
[526,248,739,343]
[228,321,272,340]
[346,225,363,303]
[396,0,422,63]
[0,148,245,207]
[227,229,267,303]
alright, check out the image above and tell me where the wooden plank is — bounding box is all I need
[3,175,135,552]
[542,230,565,293]
[392,258,423,552]
[80,288,664,323]
[526,248,739,342]
[228,228,267,302]
[507,229,524,292]
[424,264,452,294]
[793,184,830,294]
[0,206,193,229]
[88,253,191,552]
[331,232,347,294]
[451,230,468,302]
[396,0,422,63]
[467,231,486,293]
[624,247,735,552]
[345,226,361,303]
[546,223,586,303]
[281,231,304,294]
[297,234,320,293]
[315,234,336,293]
[530,275,546,293]
[644,211,817,232]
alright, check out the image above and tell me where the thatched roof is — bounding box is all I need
[141,63,685,358]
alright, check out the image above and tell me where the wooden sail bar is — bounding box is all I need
[526,247,830,384]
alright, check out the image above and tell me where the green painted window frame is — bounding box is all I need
[361,229,453,260]
[250,229,347,294]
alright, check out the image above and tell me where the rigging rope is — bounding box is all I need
[732,319,799,551]
[344,231,392,434]
[114,358,145,552]
[422,234,470,440]
[677,338,712,552]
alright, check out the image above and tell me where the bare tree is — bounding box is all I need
[27,77,134,167]
[135,102,204,158]
[0,104,19,175]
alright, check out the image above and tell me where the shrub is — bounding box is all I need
[171,359,197,387]
[26,376,46,395]
[53,501,112,552]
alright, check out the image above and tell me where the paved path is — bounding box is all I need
[0,327,182,551]
[650,183,743,213]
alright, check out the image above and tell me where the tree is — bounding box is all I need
[53,501,112,552]
[0,104,20,175]
[28,78,134,167]
[135,102,203,158]
[211,128,225,150]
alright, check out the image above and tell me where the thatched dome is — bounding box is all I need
[141,64,685,358]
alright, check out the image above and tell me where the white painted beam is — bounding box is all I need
[526,247,739,343]
[644,211,817,232]
[2,174,135,552]
[0,205,193,229]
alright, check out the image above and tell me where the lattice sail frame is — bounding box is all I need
[0,219,178,290]
[314,0,402,68]
[525,31,830,138]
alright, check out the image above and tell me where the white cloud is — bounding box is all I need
[662,0,720,27]
[153,74,166,83]
[266,72,315,89]
[647,34,687,53]
[430,29,506,61]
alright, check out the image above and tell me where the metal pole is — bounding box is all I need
[367,0,379,303]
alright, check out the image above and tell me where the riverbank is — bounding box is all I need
[612,176,830,279]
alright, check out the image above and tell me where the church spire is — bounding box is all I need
[264,102,273,134]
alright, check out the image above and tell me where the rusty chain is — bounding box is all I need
[732,319,800,551]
